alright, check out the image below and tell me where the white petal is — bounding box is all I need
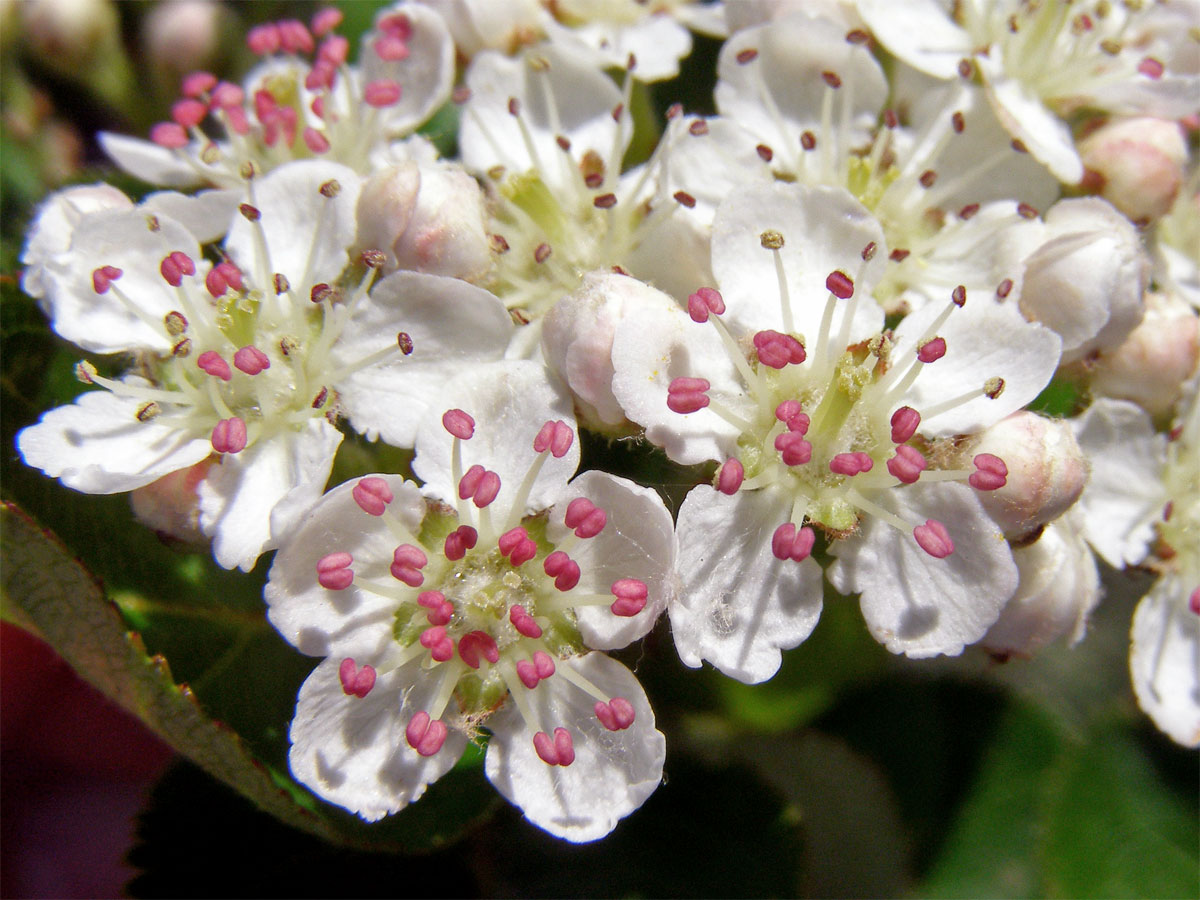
[16,386,212,493]
[485,653,665,842]
[672,486,823,683]
[143,188,240,244]
[1130,581,1200,748]
[198,419,342,571]
[334,271,513,447]
[828,482,1017,658]
[543,14,693,81]
[411,360,579,520]
[1072,399,1167,568]
[857,0,972,78]
[97,132,206,189]
[361,2,456,135]
[557,471,677,650]
[711,182,887,341]
[225,160,362,291]
[289,656,468,822]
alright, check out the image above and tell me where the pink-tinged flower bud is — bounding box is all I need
[21,0,121,73]
[143,0,223,79]
[968,412,1088,541]
[1079,117,1187,222]
[542,271,679,434]
[1088,290,1199,421]
[982,514,1100,659]
[129,458,214,548]
[355,162,491,282]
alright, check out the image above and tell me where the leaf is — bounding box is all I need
[0,500,337,843]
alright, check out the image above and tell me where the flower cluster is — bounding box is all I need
[15,0,1200,844]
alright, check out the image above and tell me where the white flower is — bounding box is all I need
[266,362,674,840]
[99,3,454,190]
[17,160,512,570]
[857,0,1200,183]
[612,181,1063,678]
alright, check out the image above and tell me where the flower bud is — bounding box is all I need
[967,411,1089,541]
[20,0,121,72]
[1088,289,1199,421]
[129,459,215,548]
[142,0,224,79]
[982,513,1100,659]
[1079,117,1187,223]
[542,270,678,434]
[355,161,491,282]
[1011,197,1148,363]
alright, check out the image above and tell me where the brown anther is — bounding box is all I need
[1017,202,1039,219]
[200,143,221,164]
[74,361,97,384]
[889,248,911,262]
[952,285,967,307]
[951,111,965,133]
[146,215,161,233]
[666,103,683,120]
[534,243,552,264]
[984,377,1005,399]
[688,119,709,136]
[311,283,333,303]
[312,386,328,409]
[556,135,571,151]
[489,234,510,254]
[626,52,637,71]
[361,249,387,268]
[959,203,980,220]
[319,179,341,198]
[919,170,938,188]
[1100,38,1122,54]
[611,264,631,275]
[756,143,773,162]
[280,336,299,357]
[883,109,898,129]
[172,338,192,357]
[1007,14,1020,32]
[846,29,870,44]
[593,193,618,209]
[736,48,758,64]
[1011,138,1029,153]
[507,97,520,116]
[487,165,506,181]
[800,131,817,150]
[274,273,290,295]
[510,308,531,325]
[398,332,414,355]
[760,230,785,250]
[821,70,842,88]
[584,173,604,189]
[528,54,550,72]
[611,103,625,122]
[580,149,605,184]
[673,190,696,208]
[240,161,258,180]
[996,278,1014,299]
[136,402,161,422]
[239,203,261,221]
[862,241,877,261]
[957,58,974,79]
[452,86,471,104]
[164,311,188,335]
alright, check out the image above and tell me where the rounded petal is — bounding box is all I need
[672,486,823,683]
[142,188,240,244]
[828,482,1018,658]
[98,131,206,189]
[485,652,665,842]
[1130,581,1200,748]
[557,470,677,650]
[361,2,456,135]
[289,656,468,822]
[16,386,212,493]
[857,0,972,78]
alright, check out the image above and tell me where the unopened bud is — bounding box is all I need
[1079,117,1187,221]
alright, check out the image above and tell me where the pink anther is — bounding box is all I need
[311,6,343,37]
[533,650,555,679]
[159,251,196,287]
[352,477,393,515]
[913,519,955,558]
[181,71,217,97]
[277,19,314,54]
[374,34,410,61]
[564,497,607,538]
[205,261,244,298]
[172,99,208,128]
[887,444,927,484]
[418,590,454,626]
[667,377,710,414]
[774,400,809,433]
[717,458,744,495]
[211,417,248,454]
[890,406,921,444]
[458,464,502,507]
[543,550,581,591]
[233,345,270,375]
[196,350,233,381]
[772,522,815,562]
[91,266,122,294]
[595,697,635,731]
[687,287,726,323]
[305,62,336,93]
[364,80,402,107]
[610,579,648,617]
[338,658,376,698]
[378,12,414,40]
[150,122,189,148]
[311,95,326,119]
[419,625,454,662]
[829,451,874,476]
[754,331,806,368]
[223,105,250,134]
[443,525,478,560]
[390,544,428,587]
[516,660,541,689]
[303,127,331,153]
[826,270,854,299]
[917,337,946,363]
[534,420,574,457]
[499,527,538,566]
[1189,587,1200,616]
[510,604,543,638]
[774,431,813,466]
[210,81,244,109]
[969,453,1008,491]
[442,409,475,439]
[1138,56,1164,79]
[533,728,575,766]
[246,22,281,55]
[458,630,500,669]
[406,711,448,757]
[317,551,354,590]
[317,34,349,66]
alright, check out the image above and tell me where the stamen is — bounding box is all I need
[968,454,1008,491]
[543,550,581,591]
[887,445,927,484]
[564,498,607,538]
[717,458,744,495]
[442,409,475,439]
[233,345,270,375]
[197,350,233,382]
[458,630,500,669]
[91,266,123,293]
[595,698,636,731]
[913,519,955,558]
[390,544,428,587]
[829,452,874,476]
[667,377,710,414]
[405,711,448,757]
[533,420,573,457]
[338,658,376,698]
[772,523,815,562]
[498,527,538,566]
[418,590,454,626]
[775,400,809,433]
[159,251,196,287]
[443,525,478,561]
[533,728,575,766]
[352,477,393,515]
[510,604,543,638]
[317,551,354,590]
[458,464,502,508]
[774,431,813,466]
[687,287,725,323]
[610,579,648,617]
[890,406,921,443]
[917,337,947,363]
[419,626,455,662]
[211,416,248,453]
[754,330,806,368]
